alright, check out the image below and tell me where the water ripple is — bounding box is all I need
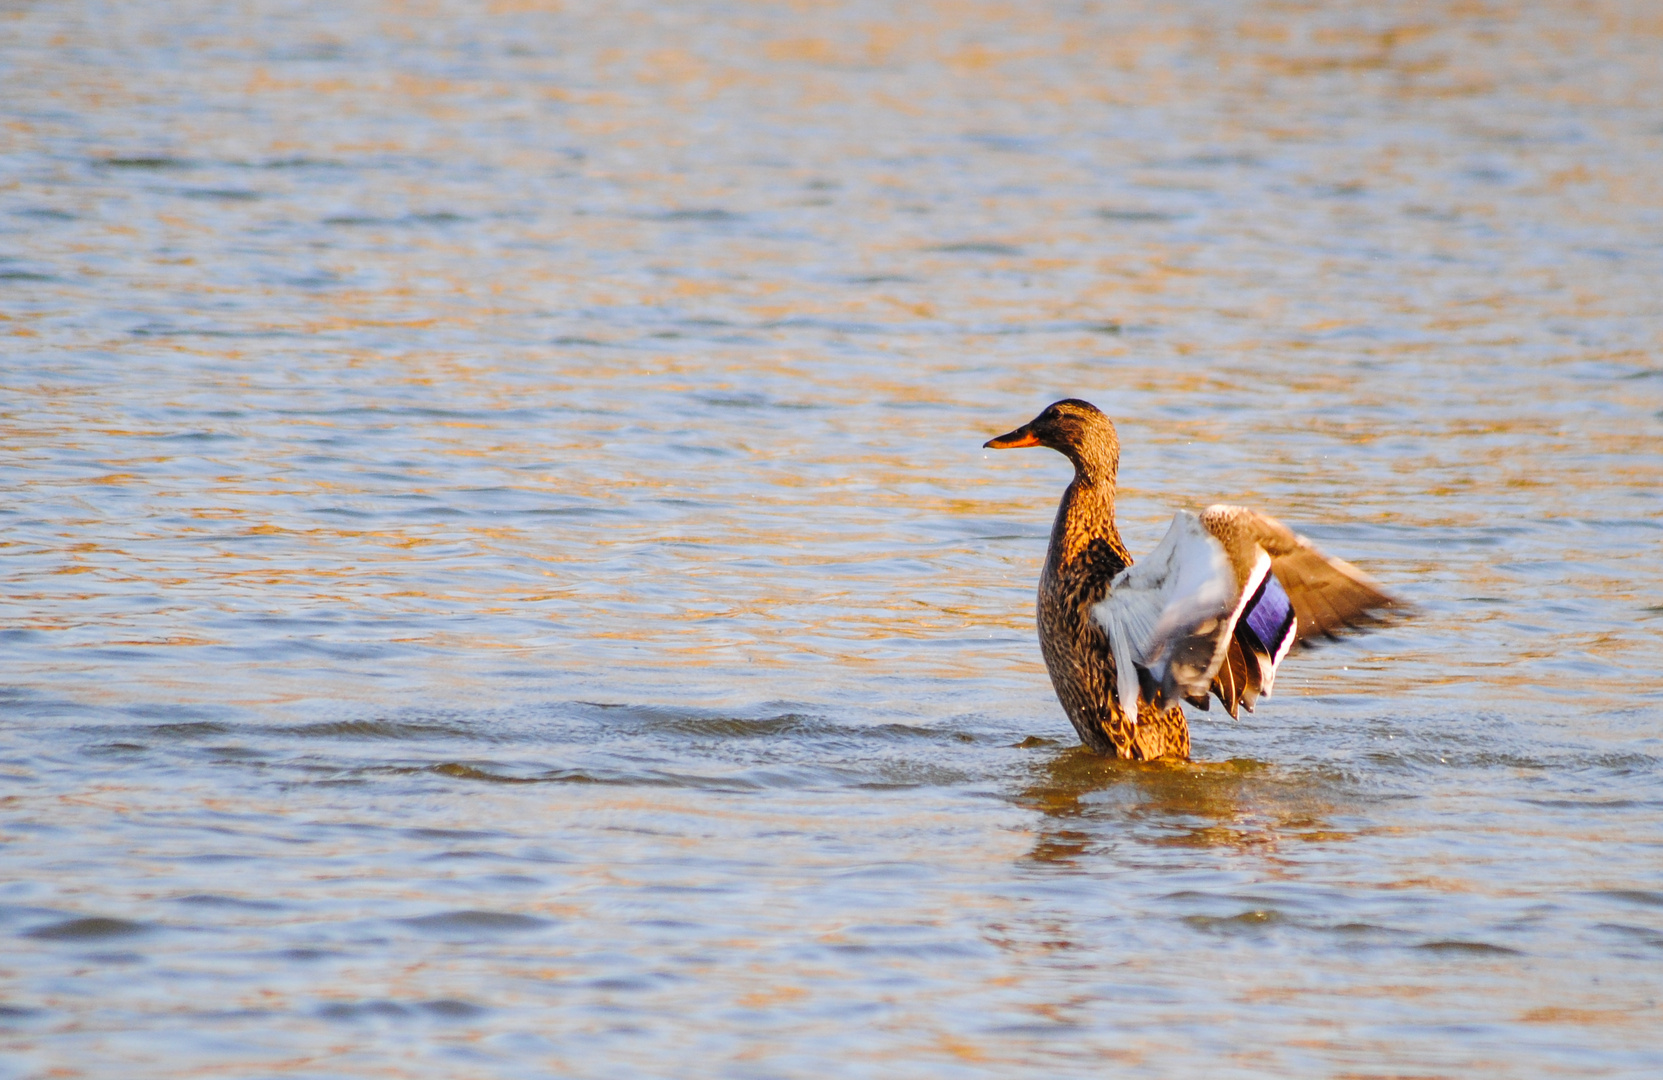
[2,1,1661,1077]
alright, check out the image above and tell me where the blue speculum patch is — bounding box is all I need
[1243,572,1294,654]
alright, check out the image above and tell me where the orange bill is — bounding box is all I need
[984,425,1040,449]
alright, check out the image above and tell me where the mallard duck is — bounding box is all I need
[985,399,1401,760]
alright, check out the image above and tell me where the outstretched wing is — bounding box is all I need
[1198,504,1400,717]
[1202,506,1397,643]
[1090,511,1238,730]
[1092,506,1402,725]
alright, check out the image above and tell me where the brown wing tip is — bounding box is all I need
[1297,589,1413,647]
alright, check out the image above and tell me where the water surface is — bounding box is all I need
[2,1,1662,1076]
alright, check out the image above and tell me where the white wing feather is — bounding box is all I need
[1090,511,1235,727]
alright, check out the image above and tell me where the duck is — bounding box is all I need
[984,398,1401,760]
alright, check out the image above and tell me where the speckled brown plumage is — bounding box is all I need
[1036,480,1191,760]
[986,399,1190,760]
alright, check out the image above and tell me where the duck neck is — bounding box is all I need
[1047,468,1121,572]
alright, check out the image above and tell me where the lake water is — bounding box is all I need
[3,0,1662,1075]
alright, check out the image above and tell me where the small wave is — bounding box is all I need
[1415,939,1522,956]
[404,827,504,841]
[1095,208,1185,222]
[322,212,468,227]
[95,156,192,169]
[317,1000,413,1021]
[143,721,234,740]
[285,719,480,742]
[401,910,549,933]
[646,208,744,223]
[1594,889,1663,908]
[926,241,1023,256]
[1523,797,1648,810]
[420,761,760,790]
[422,998,488,1018]
[251,157,346,170]
[172,894,284,910]
[596,704,975,745]
[23,916,151,941]
[1182,909,1286,934]
[179,188,261,201]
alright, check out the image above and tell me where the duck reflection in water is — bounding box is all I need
[985,399,1404,762]
[1015,743,1357,864]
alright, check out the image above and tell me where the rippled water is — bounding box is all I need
[3,0,1663,1075]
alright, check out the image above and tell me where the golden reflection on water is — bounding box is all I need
[3,1,1663,1077]
[1017,745,1356,860]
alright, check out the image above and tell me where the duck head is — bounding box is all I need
[984,398,1120,485]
